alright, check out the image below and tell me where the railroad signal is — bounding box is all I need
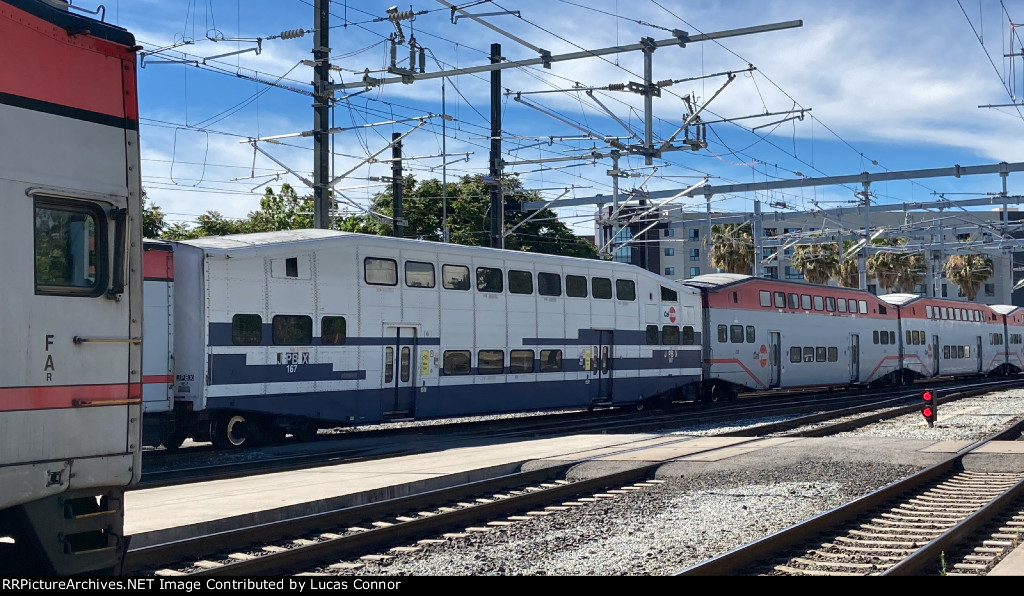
[921,390,937,427]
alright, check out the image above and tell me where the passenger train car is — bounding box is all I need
[142,231,704,448]
[0,0,142,575]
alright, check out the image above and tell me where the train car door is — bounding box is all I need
[769,331,781,388]
[383,325,418,420]
[850,334,860,382]
[932,335,940,375]
[977,336,983,373]
[593,330,614,400]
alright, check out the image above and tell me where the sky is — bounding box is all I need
[91,0,1024,237]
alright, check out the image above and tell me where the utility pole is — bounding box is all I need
[392,132,404,238]
[312,0,331,229]
[489,43,503,249]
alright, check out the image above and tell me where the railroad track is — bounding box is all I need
[676,420,1024,576]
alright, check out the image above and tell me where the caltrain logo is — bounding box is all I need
[666,307,677,323]
[758,344,769,367]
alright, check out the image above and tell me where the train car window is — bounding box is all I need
[858,300,868,314]
[926,306,933,318]
[273,315,313,345]
[321,316,347,345]
[682,326,695,345]
[510,350,535,373]
[400,347,411,382]
[906,330,912,345]
[662,326,680,345]
[958,346,966,358]
[477,350,504,374]
[837,299,847,313]
[592,277,613,299]
[508,270,534,295]
[540,350,563,372]
[286,257,298,278]
[732,292,739,303]
[848,299,857,313]
[774,292,785,308]
[873,330,879,344]
[615,279,636,301]
[718,325,728,343]
[384,348,394,383]
[788,293,799,309]
[878,305,887,315]
[801,295,812,310]
[443,350,472,375]
[231,314,263,346]
[730,325,744,343]
[646,325,660,345]
[746,326,756,343]
[914,331,922,344]
[34,199,106,296]
[943,345,950,359]
[660,286,677,302]
[803,347,814,362]
[826,297,836,312]
[880,331,889,345]
[963,345,970,358]
[404,261,435,288]
[538,272,562,296]
[477,267,503,293]
[790,347,802,363]
[759,291,772,307]
[364,257,398,286]
[890,331,896,344]
[946,307,953,319]
[442,264,471,290]
[813,296,824,311]
[827,347,838,362]
[816,347,827,362]
[568,275,589,298]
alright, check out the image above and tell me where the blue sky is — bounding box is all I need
[97,1,1024,235]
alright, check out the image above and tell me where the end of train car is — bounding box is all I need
[0,0,142,575]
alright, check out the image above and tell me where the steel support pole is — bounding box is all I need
[312,0,331,228]
[489,43,503,249]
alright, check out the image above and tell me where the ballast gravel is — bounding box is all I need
[315,388,1024,576]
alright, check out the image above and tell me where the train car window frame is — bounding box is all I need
[662,325,680,345]
[646,325,660,345]
[889,331,896,344]
[443,350,472,375]
[477,350,504,375]
[615,279,636,301]
[404,261,436,288]
[759,290,772,307]
[538,272,562,297]
[958,345,966,358]
[682,326,695,345]
[827,347,838,362]
[540,349,563,372]
[321,316,347,345]
[384,347,394,383]
[926,305,933,318]
[790,346,802,363]
[788,293,799,309]
[568,275,589,298]
[746,326,756,343]
[509,350,534,373]
[943,345,950,359]
[364,257,398,286]
[592,277,613,299]
[231,314,263,346]
[730,325,744,343]
[826,297,836,312]
[815,347,827,362]
[660,285,677,302]
[803,347,814,362]
[813,296,824,311]
[476,267,504,293]
[272,314,313,345]
[508,270,534,295]
[801,294,812,310]
[848,299,857,313]
[442,264,471,290]
[718,325,728,343]
[33,198,108,297]
[873,330,879,344]
[774,291,785,308]
[837,299,847,313]
[400,347,411,382]
[858,300,868,314]
[880,331,890,345]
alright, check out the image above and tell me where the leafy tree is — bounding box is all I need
[838,258,860,288]
[142,191,165,239]
[709,222,753,275]
[867,239,926,294]
[943,253,994,301]
[790,241,840,285]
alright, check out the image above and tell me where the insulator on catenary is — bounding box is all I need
[607,83,625,91]
[279,29,306,40]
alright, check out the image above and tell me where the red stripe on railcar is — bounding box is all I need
[0,383,141,411]
[0,3,138,120]
[143,247,174,281]
[142,375,173,384]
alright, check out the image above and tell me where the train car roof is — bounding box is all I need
[877,293,919,306]
[879,293,1003,311]
[991,304,1023,315]
[8,0,136,46]
[679,273,751,288]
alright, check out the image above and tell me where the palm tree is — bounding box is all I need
[867,239,925,294]
[944,254,994,300]
[790,242,840,285]
[709,223,754,275]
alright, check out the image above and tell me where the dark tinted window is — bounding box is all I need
[646,325,659,345]
[682,326,695,345]
[273,315,312,345]
[718,325,728,343]
[663,326,680,345]
[661,286,678,302]
[477,267,503,292]
[567,275,588,298]
[232,314,262,346]
[538,272,562,297]
[478,350,504,374]
[730,325,744,343]
[510,350,534,373]
[321,316,346,345]
[592,277,613,299]
[442,264,470,290]
[508,270,533,295]
[443,351,471,375]
[790,347,801,363]
[615,279,636,301]
[540,350,562,372]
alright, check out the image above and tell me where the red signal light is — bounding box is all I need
[921,390,937,427]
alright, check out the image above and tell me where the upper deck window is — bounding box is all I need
[442,264,470,290]
[405,261,435,288]
[508,270,534,295]
[615,279,636,301]
[477,267,503,293]
[538,272,562,297]
[660,286,677,302]
[568,275,589,298]
[592,277,613,299]
[364,257,397,286]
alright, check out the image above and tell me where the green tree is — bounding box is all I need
[943,253,994,301]
[709,222,753,275]
[142,192,165,239]
[790,241,840,285]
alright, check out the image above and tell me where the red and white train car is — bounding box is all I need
[683,274,902,399]
[991,304,1024,374]
[0,0,142,575]
[879,294,1007,379]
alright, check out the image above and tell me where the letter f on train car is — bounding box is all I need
[921,390,937,428]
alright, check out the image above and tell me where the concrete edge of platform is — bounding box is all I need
[127,461,527,550]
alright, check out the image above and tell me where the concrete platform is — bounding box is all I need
[124,433,996,551]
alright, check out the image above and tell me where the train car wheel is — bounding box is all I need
[159,426,186,450]
[210,414,249,448]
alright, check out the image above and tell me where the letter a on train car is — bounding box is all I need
[921,390,937,428]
